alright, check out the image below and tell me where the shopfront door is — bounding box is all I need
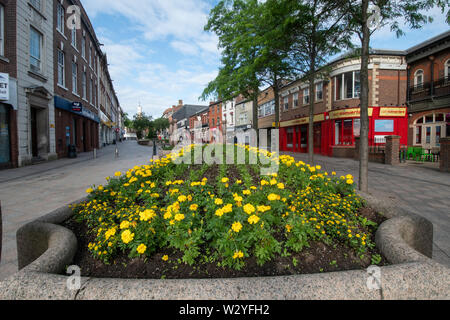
[0,104,11,165]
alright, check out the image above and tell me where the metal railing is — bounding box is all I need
[408,76,450,102]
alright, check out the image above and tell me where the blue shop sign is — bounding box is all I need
[54,96,100,123]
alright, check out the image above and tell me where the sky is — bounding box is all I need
[81,0,449,119]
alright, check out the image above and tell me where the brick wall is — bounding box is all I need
[440,137,450,172]
[0,0,17,78]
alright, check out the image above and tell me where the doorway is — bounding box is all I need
[0,104,11,165]
[31,107,38,157]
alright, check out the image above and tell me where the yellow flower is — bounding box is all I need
[120,221,130,229]
[105,228,116,240]
[221,177,229,183]
[268,193,281,201]
[261,180,269,186]
[174,213,185,221]
[243,203,256,215]
[162,255,169,261]
[137,244,147,254]
[215,198,223,205]
[248,215,260,225]
[346,179,354,185]
[215,208,224,217]
[140,209,156,222]
[286,224,293,233]
[114,171,121,177]
[277,183,285,190]
[243,189,251,195]
[190,204,198,211]
[231,221,243,233]
[233,251,244,259]
[234,195,243,203]
[178,195,187,202]
[121,230,134,244]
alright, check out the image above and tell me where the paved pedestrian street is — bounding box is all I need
[282,151,450,267]
[0,141,154,280]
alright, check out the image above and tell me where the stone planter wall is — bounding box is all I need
[0,194,449,300]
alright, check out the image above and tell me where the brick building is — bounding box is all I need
[0,0,58,168]
[208,100,222,143]
[0,0,18,168]
[406,30,450,153]
[279,50,408,158]
[188,106,209,143]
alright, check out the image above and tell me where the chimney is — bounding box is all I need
[178,100,183,106]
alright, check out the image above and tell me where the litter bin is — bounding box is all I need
[68,144,77,158]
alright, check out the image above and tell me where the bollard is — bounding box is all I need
[115,146,119,158]
[93,148,97,159]
[153,139,157,157]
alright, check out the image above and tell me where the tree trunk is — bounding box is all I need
[252,92,259,146]
[308,73,315,165]
[359,0,370,193]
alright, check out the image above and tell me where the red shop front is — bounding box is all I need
[279,113,331,156]
[280,107,408,158]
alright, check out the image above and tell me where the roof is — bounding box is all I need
[406,30,450,55]
[172,105,209,122]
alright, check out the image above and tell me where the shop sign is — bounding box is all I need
[280,113,325,128]
[329,108,374,120]
[379,107,407,117]
[72,102,82,112]
[0,73,9,101]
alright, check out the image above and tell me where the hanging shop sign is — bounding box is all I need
[0,73,9,101]
[379,107,407,117]
[72,102,83,112]
[329,107,374,120]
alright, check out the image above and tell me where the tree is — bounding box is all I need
[132,113,151,140]
[287,0,352,165]
[342,0,449,193]
[202,0,296,145]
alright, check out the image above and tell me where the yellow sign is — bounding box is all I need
[280,114,325,128]
[329,108,373,120]
[379,107,407,117]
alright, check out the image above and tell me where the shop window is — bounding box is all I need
[343,120,353,145]
[295,126,299,148]
[300,125,307,147]
[436,126,441,145]
[426,127,431,144]
[416,126,422,144]
[353,119,361,137]
[435,113,444,122]
[335,119,355,146]
[374,120,394,133]
[287,128,293,148]
[425,114,434,123]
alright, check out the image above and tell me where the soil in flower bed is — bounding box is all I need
[62,206,388,279]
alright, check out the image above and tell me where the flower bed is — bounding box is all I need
[67,144,387,278]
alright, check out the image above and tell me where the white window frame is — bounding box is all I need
[56,3,65,34]
[315,82,323,102]
[293,93,299,108]
[414,69,424,87]
[72,62,78,94]
[334,71,361,101]
[0,5,4,57]
[71,26,77,49]
[57,49,65,87]
[82,71,87,99]
[81,34,86,59]
[445,60,450,79]
[303,88,309,105]
[30,27,43,73]
[283,97,289,111]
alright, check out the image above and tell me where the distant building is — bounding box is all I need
[171,102,208,144]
